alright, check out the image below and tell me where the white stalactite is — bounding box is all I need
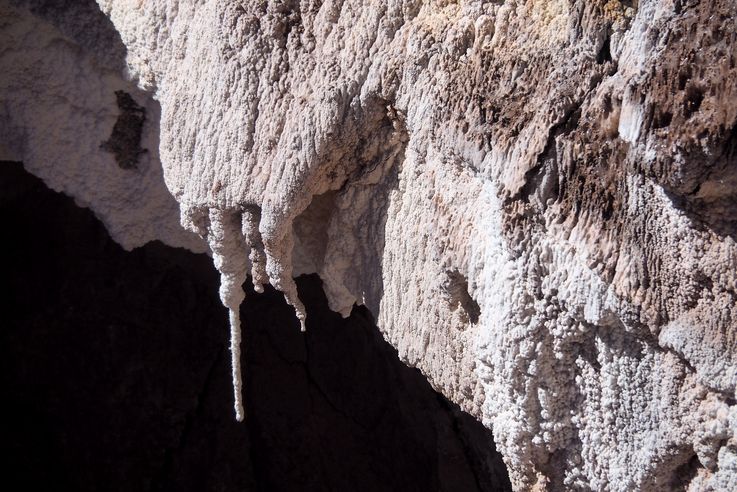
[241,207,269,294]
[228,307,244,422]
[207,209,249,422]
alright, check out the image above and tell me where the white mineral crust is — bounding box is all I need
[2,0,736,490]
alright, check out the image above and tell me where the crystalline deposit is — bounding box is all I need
[3,0,737,490]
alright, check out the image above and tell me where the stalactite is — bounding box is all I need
[228,307,244,422]
[241,207,269,294]
[183,203,309,419]
[207,208,249,421]
[264,231,308,332]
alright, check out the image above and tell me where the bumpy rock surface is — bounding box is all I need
[1,161,510,492]
[0,0,204,251]
[2,1,736,490]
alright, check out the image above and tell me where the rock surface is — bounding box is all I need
[0,161,511,492]
[0,0,204,251]
[2,0,736,490]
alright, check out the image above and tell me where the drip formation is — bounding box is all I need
[197,206,308,421]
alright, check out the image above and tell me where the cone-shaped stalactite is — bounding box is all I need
[207,209,249,421]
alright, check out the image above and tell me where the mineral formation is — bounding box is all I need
[2,1,736,490]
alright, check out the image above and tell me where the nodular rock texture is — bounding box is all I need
[2,1,736,490]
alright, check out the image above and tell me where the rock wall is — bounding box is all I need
[1,161,511,492]
[0,0,204,251]
[2,1,736,490]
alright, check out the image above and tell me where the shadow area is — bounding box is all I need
[660,123,737,242]
[0,161,511,491]
[15,0,129,73]
[243,274,511,492]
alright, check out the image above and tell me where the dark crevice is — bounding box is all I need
[444,269,481,325]
[670,453,702,490]
[683,85,704,119]
[100,91,147,169]
[596,34,612,65]
[515,104,581,204]
[653,109,673,129]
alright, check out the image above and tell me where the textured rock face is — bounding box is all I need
[1,161,511,492]
[0,0,204,251]
[2,1,737,490]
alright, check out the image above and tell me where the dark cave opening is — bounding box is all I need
[0,162,511,492]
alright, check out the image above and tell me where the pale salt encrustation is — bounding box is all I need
[206,209,249,421]
[5,1,737,489]
[205,206,307,420]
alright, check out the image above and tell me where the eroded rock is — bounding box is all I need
[2,1,736,490]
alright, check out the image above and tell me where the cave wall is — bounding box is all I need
[0,0,204,251]
[0,161,511,491]
[1,1,736,490]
